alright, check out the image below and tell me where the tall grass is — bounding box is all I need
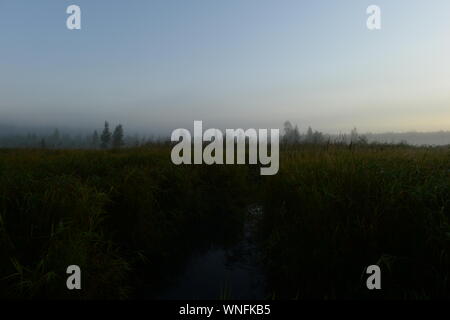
[259,144,450,299]
[0,144,448,299]
[0,148,250,299]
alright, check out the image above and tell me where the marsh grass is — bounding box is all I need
[0,147,249,299]
[259,144,450,299]
[0,144,448,299]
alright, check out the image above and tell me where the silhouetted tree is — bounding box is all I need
[112,124,124,149]
[283,121,301,144]
[305,126,314,143]
[283,121,294,136]
[350,127,359,143]
[100,121,111,149]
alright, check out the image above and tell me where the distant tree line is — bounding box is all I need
[0,122,154,149]
[97,121,125,149]
[281,121,450,146]
[282,121,368,146]
[0,120,448,148]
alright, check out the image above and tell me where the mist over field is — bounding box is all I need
[1,122,449,148]
[1,1,450,138]
[0,0,449,302]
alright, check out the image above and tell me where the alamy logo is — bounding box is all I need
[171,121,279,175]
[66,5,81,30]
[366,265,381,290]
[367,5,381,30]
[66,265,81,290]
[65,5,379,31]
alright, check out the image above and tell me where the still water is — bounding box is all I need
[157,205,266,300]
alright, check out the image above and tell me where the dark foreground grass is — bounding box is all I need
[0,144,449,299]
[0,147,249,299]
[261,144,450,299]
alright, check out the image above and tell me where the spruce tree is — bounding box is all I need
[100,121,111,149]
[112,124,124,149]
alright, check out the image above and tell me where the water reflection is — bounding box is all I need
[157,205,266,300]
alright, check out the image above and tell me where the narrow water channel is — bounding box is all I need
[156,205,266,300]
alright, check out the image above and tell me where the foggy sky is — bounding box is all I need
[1,0,450,135]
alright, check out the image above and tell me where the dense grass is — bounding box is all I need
[0,144,449,299]
[260,144,450,299]
[0,147,250,299]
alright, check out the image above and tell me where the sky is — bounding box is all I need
[0,0,449,135]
